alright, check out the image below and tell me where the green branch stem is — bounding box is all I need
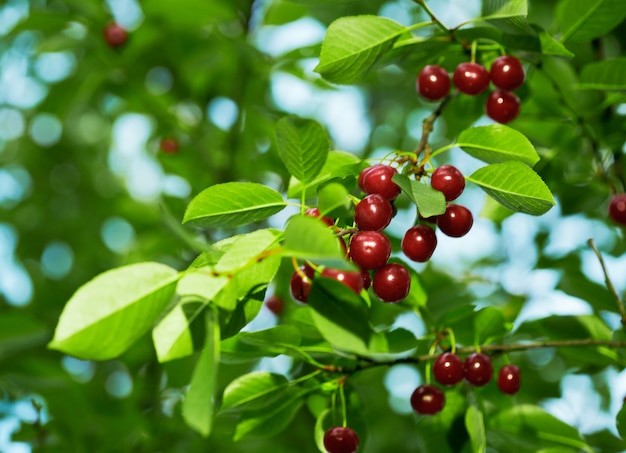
[587,238,626,325]
[415,96,452,161]
[412,0,449,34]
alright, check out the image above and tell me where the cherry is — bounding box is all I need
[348,231,391,270]
[490,55,524,91]
[609,193,626,225]
[361,269,371,290]
[372,263,410,303]
[486,89,520,124]
[431,165,465,201]
[103,23,128,48]
[497,364,521,395]
[437,204,473,237]
[321,267,364,295]
[265,295,284,315]
[159,138,179,154]
[355,194,393,231]
[463,353,493,386]
[417,65,451,101]
[305,207,334,227]
[433,352,464,386]
[453,62,490,95]
[401,225,437,262]
[289,264,315,303]
[361,165,401,201]
[410,384,445,415]
[358,164,381,193]
[323,426,359,453]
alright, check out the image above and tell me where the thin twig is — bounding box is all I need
[415,96,451,158]
[412,0,449,34]
[587,238,626,325]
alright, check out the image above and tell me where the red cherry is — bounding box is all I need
[433,352,464,386]
[497,364,521,395]
[609,194,626,225]
[486,89,520,124]
[361,165,401,201]
[453,62,490,95]
[437,204,473,237]
[361,269,371,290]
[431,165,465,201]
[103,23,128,48]
[265,295,284,315]
[159,138,179,154]
[372,263,410,303]
[410,384,445,415]
[289,264,315,303]
[355,194,393,231]
[305,207,334,227]
[320,267,364,295]
[490,55,524,91]
[323,426,359,453]
[358,164,382,193]
[401,225,437,262]
[417,65,451,101]
[348,231,391,270]
[464,353,493,386]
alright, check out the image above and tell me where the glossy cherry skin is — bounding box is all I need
[498,364,521,395]
[361,269,371,290]
[401,225,437,262]
[464,353,493,386]
[361,165,401,201]
[103,23,128,48]
[159,138,179,154]
[431,164,465,201]
[289,264,315,303]
[355,194,393,231]
[358,164,382,193]
[433,352,464,386]
[453,62,490,95]
[305,207,334,227]
[609,194,626,225]
[410,384,445,415]
[323,426,359,453]
[486,89,520,124]
[321,267,364,295]
[490,55,524,91]
[348,231,391,270]
[437,204,473,237]
[265,295,284,315]
[372,263,411,303]
[417,65,451,101]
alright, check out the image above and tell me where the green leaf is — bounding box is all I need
[466,161,555,215]
[276,115,329,183]
[315,15,406,84]
[152,299,208,363]
[214,229,281,273]
[221,371,289,411]
[221,325,302,362]
[308,277,372,354]
[183,182,287,228]
[392,174,446,218]
[0,313,48,361]
[283,215,349,269]
[559,0,626,42]
[49,263,180,360]
[465,405,487,453]
[182,308,220,437]
[578,58,626,91]
[536,28,575,59]
[317,181,352,218]
[314,409,335,453]
[474,307,509,345]
[617,405,626,440]
[287,151,361,199]
[457,125,539,165]
[233,386,305,440]
[481,0,528,20]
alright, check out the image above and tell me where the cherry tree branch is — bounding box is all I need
[587,238,626,325]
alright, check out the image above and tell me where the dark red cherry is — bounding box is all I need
[320,267,364,295]
[265,295,284,315]
[103,23,128,48]
[159,138,179,154]
[464,353,493,386]
[323,426,359,453]
[497,364,521,395]
[401,225,437,262]
[355,194,393,231]
[490,55,524,91]
[372,263,410,303]
[410,384,445,415]
[358,164,382,193]
[361,269,371,290]
[437,204,473,237]
[305,207,334,227]
[431,165,465,201]
[453,62,490,95]
[289,264,315,303]
[348,231,391,270]
[433,352,464,386]
[609,194,626,225]
[486,89,520,124]
[361,165,401,201]
[417,65,451,101]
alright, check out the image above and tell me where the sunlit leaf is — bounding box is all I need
[457,125,540,165]
[276,115,329,183]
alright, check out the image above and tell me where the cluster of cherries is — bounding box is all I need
[411,352,521,416]
[417,55,525,124]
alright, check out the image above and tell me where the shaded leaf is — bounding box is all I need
[283,215,349,269]
[617,405,626,440]
[221,325,302,362]
[578,58,626,91]
[221,371,289,411]
[392,174,446,218]
[559,0,626,42]
[287,151,361,199]
[465,405,487,453]
[317,181,352,218]
[276,115,329,183]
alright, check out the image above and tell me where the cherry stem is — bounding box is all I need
[339,382,348,428]
[445,328,457,354]
[412,0,449,35]
[415,96,452,161]
[470,40,478,64]
[587,238,626,325]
